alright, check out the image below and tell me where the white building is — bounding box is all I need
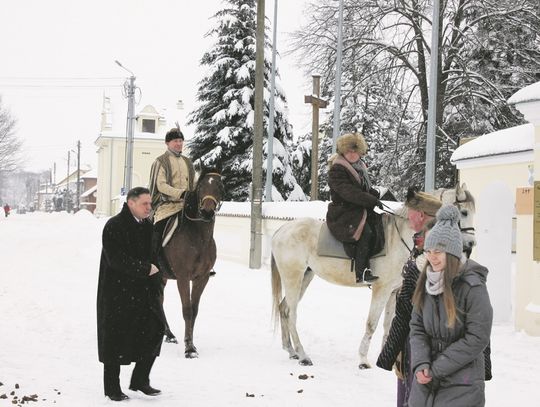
[452,81,540,335]
[95,95,184,216]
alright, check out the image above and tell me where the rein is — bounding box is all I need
[379,202,412,253]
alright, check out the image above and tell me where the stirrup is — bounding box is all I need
[361,268,379,283]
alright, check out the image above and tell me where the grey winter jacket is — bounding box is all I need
[408,259,493,407]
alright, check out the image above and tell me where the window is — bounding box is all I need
[142,119,156,133]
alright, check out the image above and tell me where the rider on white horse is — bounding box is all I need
[326,133,384,283]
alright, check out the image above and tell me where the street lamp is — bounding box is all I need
[115,60,136,194]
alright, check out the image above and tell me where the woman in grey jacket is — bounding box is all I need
[408,205,493,407]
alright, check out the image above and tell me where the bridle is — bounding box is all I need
[184,172,223,222]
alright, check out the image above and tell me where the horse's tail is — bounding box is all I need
[271,252,282,331]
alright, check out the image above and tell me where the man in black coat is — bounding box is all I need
[97,187,165,401]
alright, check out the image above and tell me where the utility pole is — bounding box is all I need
[249,0,265,269]
[331,0,344,154]
[76,140,81,211]
[115,60,136,194]
[304,74,328,200]
[265,0,279,202]
[67,150,70,192]
[425,0,440,192]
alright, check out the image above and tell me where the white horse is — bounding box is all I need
[271,184,475,368]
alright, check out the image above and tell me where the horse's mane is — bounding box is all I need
[392,204,408,219]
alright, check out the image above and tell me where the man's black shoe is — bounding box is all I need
[129,384,161,396]
[106,392,129,402]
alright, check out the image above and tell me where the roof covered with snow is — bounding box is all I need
[508,81,540,105]
[81,168,97,179]
[451,123,534,163]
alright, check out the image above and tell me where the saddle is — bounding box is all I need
[316,217,387,260]
[158,213,181,280]
[162,214,179,248]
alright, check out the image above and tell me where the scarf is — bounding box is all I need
[351,159,371,189]
[425,266,444,296]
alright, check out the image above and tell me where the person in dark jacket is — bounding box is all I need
[376,187,442,406]
[97,187,165,401]
[408,205,493,407]
[326,132,382,283]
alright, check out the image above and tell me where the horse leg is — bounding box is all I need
[184,276,209,358]
[358,285,393,369]
[278,298,295,359]
[176,277,198,358]
[286,269,315,366]
[381,287,398,347]
[279,268,314,360]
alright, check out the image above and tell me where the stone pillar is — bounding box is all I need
[509,82,540,335]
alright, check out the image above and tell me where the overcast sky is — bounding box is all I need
[0,0,318,176]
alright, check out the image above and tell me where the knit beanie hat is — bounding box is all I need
[165,128,184,143]
[405,186,442,217]
[424,204,463,259]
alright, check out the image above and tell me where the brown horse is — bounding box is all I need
[161,169,224,358]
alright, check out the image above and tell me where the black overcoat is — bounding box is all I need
[97,203,164,365]
[326,156,378,242]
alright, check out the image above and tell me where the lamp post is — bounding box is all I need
[115,60,136,194]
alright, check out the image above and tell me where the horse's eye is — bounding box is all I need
[460,209,468,216]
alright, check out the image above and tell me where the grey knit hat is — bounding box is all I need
[424,204,463,259]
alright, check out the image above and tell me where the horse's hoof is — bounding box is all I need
[299,358,313,366]
[165,336,178,344]
[358,363,371,370]
[185,351,199,359]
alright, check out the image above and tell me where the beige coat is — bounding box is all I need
[151,150,193,223]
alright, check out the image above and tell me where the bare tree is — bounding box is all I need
[0,96,22,173]
[291,0,540,189]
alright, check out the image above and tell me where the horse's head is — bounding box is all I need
[437,183,476,257]
[193,169,224,221]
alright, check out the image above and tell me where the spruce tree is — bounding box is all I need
[187,0,304,201]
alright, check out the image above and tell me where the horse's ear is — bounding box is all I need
[456,183,467,201]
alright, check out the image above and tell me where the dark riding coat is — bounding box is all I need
[326,155,379,242]
[97,203,164,365]
[408,260,492,407]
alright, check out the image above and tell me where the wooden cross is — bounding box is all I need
[304,74,328,201]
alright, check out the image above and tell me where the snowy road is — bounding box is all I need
[1,211,539,406]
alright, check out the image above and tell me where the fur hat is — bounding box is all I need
[336,133,368,156]
[165,128,184,143]
[424,205,463,260]
[405,186,442,217]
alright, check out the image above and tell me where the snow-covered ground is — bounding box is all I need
[1,211,539,406]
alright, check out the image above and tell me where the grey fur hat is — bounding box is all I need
[336,133,368,155]
[424,204,463,259]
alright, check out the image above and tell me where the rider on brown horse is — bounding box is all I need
[326,133,384,283]
[148,128,196,274]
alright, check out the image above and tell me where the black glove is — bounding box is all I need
[369,187,381,199]
[376,200,384,211]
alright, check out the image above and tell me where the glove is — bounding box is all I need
[376,200,384,211]
[369,187,381,199]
